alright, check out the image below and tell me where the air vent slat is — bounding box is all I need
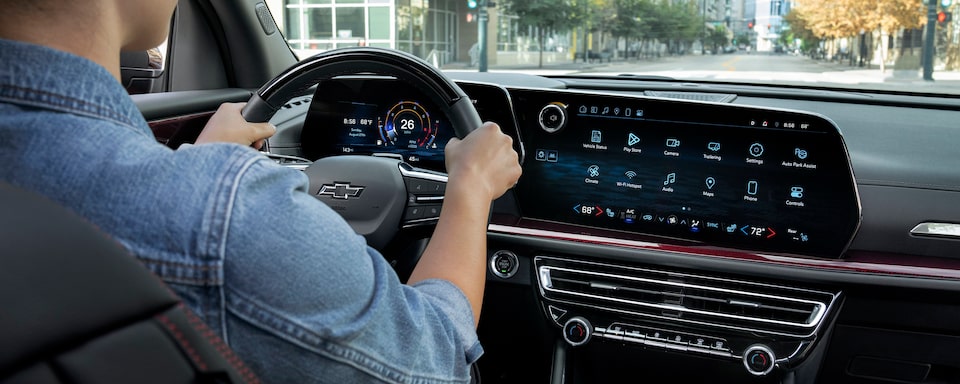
[535,257,837,337]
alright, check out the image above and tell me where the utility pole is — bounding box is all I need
[478,0,489,72]
[702,0,708,54]
[923,0,937,81]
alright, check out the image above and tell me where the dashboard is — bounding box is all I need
[251,72,960,384]
[297,78,861,258]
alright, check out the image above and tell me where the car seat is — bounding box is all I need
[0,182,259,384]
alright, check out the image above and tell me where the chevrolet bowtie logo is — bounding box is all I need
[317,183,365,200]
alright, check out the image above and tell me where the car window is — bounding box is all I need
[264,0,960,95]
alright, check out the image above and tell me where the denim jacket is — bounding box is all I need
[0,38,481,383]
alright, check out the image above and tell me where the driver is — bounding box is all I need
[0,1,521,383]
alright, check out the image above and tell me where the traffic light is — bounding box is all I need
[467,0,477,8]
[747,19,755,29]
[938,11,952,24]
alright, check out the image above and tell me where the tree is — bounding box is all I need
[794,0,925,72]
[706,25,730,53]
[501,0,576,68]
[781,8,821,55]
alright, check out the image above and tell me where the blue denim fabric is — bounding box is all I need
[0,38,481,383]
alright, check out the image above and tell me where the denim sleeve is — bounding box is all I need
[217,154,481,383]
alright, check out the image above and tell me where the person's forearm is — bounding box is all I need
[407,181,491,326]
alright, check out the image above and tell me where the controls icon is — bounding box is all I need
[535,149,547,161]
[587,165,600,178]
[642,214,654,221]
[795,148,808,160]
[707,142,721,152]
[664,172,677,185]
[747,180,759,195]
[667,215,679,225]
[579,105,587,113]
[749,143,764,157]
[666,138,681,148]
[705,177,716,190]
[627,132,641,146]
[591,130,602,143]
[790,186,804,199]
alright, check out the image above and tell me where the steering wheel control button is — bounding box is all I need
[743,344,776,376]
[405,206,425,221]
[490,250,519,279]
[406,178,445,194]
[562,317,592,347]
[538,103,567,133]
[424,205,441,219]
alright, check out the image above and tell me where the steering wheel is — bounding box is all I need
[241,47,482,250]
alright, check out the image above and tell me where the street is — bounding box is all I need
[449,52,960,93]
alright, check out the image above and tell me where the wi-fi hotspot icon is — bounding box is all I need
[625,171,637,179]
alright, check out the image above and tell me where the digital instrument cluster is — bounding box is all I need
[511,89,861,257]
[301,79,454,172]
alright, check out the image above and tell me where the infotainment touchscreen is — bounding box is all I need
[512,89,861,257]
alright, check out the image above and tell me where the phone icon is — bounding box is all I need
[747,180,759,195]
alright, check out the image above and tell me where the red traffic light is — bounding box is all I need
[748,22,754,28]
[938,11,952,24]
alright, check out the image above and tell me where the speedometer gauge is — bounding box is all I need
[379,101,438,149]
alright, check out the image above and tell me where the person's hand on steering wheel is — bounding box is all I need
[196,103,276,149]
[444,122,521,203]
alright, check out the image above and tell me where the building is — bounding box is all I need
[265,0,496,66]
[752,0,789,52]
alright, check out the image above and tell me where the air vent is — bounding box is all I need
[643,90,736,103]
[536,256,837,337]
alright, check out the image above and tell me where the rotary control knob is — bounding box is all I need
[538,103,567,133]
[562,317,592,347]
[743,344,776,376]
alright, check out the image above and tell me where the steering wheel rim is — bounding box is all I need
[241,47,482,251]
[242,47,481,139]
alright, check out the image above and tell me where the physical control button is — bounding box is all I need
[562,317,592,347]
[539,104,567,133]
[743,344,776,376]
[489,250,519,279]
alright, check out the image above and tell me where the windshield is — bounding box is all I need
[267,0,960,95]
